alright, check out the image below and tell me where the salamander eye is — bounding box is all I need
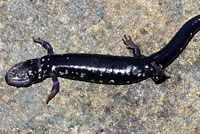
[5,61,32,87]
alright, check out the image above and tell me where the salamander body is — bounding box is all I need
[5,15,200,103]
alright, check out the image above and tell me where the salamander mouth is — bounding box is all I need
[5,62,32,87]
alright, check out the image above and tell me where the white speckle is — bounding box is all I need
[38,68,42,72]
[99,73,103,76]
[28,70,33,75]
[47,65,50,68]
[142,73,145,77]
[106,68,113,73]
[137,73,142,77]
[132,66,139,74]
[126,81,130,83]
[65,69,68,75]
[80,73,86,78]
[180,47,183,51]
[47,58,50,61]
[113,66,132,75]
[132,68,142,75]
[52,66,56,71]
[132,66,137,70]
[76,72,79,75]
[99,80,103,83]
[59,71,65,75]
[99,68,106,72]
[126,66,132,75]
[38,74,41,79]
[144,65,149,69]
[66,57,70,60]
[12,76,21,80]
[43,70,47,74]
[41,58,45,62]
[109,80,115,83]
[114,69,124,74]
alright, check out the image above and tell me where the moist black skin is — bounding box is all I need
[5,15,200,104]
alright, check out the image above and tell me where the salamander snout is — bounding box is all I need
[5,61,32,87]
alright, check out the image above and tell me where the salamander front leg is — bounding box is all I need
[32,37,54,55]
[122,35,143,57]
[46,72,60,104]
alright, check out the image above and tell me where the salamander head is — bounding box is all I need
[5,61,33,87]
[5,59,42,87]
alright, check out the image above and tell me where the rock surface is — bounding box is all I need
[0,0,199,133]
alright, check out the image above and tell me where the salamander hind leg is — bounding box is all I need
[32,37,54,55]
[122,35,143,57]
[151,62,169,84]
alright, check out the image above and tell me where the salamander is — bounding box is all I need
[5,15,200,104]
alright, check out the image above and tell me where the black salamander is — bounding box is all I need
[5,15,200,104]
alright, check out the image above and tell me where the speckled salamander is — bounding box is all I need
[5,15,200,104]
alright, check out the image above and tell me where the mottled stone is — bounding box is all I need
[0,0,199,134]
